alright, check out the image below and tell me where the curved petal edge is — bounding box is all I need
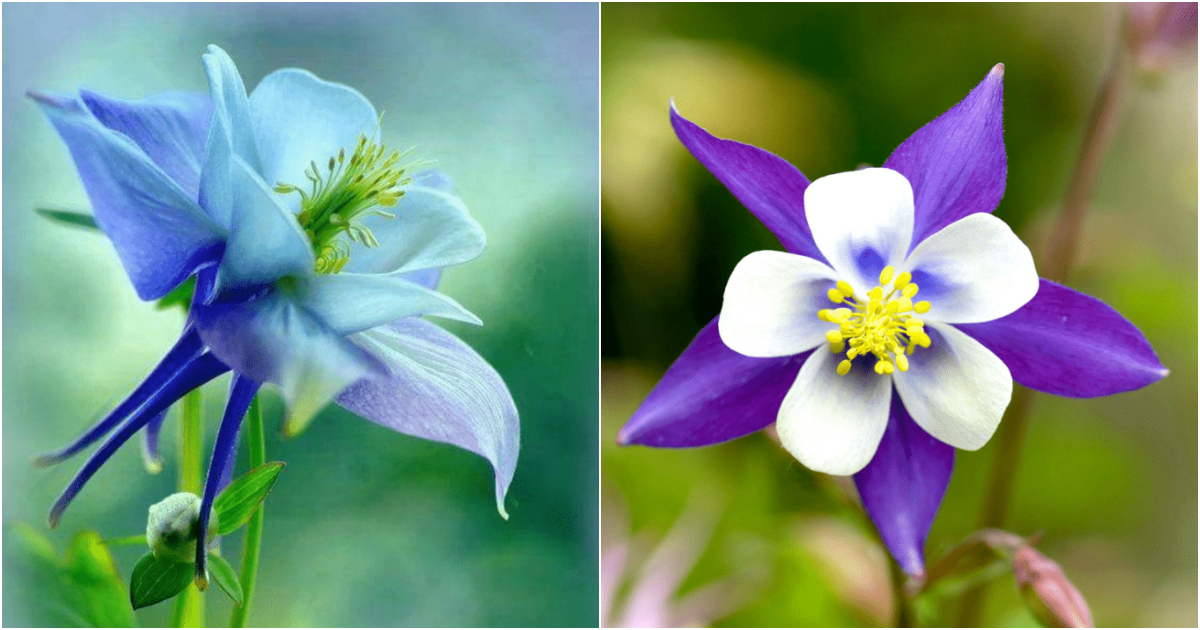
[955,279,1168,398]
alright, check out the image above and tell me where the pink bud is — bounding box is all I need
[1125,3,1198,72]
[1012,546,1094,628]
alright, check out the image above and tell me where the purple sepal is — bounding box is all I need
[29,91,224,301]
[618,317,810,448]
[956,279,1168,398]
[670,106,825,263]
[854,393,954,578]
[79,90,213,200]
[885,65,1006,247]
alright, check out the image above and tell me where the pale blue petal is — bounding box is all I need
[197,108,235,229]
[193,291,386,436]
[248,68,379,191]
[339,319,519,518]
[342,182,486,275]
[298,272,481,335]
[79,90,212,199]
[30,92,224,300]
[202,45,260,171]
[215,157,314,294]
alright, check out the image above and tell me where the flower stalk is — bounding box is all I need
[960,20,1134,628]
[229,395,265,628]
[172,389,205,628]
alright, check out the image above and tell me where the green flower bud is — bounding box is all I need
[146,492,216,564]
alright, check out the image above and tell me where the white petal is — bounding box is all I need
[776,346,892,475]
[892,322,1011,450]
[718,251,839,358]
[805,168,915,293]
[339,319,519,517]
[901,213,1038,324]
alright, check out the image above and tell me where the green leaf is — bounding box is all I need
[65,531,137,627]
[214,461,285,536]
[129,552,194,610]
[154,276,196,312]
[206,553,243,606]
[36,208,101,231]
[4,524,135,627]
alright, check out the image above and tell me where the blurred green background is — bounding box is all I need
[3,3,597,627]
[601,3,1196,627]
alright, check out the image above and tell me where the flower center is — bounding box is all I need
[818,266,932,376]
[274,135,411,274]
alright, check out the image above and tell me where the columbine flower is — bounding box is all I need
[32,45,518,581]
[619,65,1166,577]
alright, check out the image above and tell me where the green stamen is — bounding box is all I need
[275,133,411,274]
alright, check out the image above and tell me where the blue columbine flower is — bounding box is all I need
[619,65,1166,578]
[32,45,519,581]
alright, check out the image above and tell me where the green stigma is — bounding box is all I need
[275,134,411,274]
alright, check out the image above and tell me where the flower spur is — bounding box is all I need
[32,45,519,583]
[619,65,1166,576]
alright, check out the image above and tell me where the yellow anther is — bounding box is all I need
[836,280,855,297]
[837,360,852,376]
[820,275,934,376]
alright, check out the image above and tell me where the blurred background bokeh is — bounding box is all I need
[4,3,597,627]
[601,3,1196,627]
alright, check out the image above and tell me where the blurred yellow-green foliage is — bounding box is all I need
[601,4,1196,627]
[4,3,598,627]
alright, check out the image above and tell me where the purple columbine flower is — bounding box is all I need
[619,64,1166,578]
[32,46,519,581]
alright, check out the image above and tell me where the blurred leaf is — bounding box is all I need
[129,552,192,610]
[207,553,243,606]
[36,208,100,231]
[214,461,285,536]
[4,524,135,627]
[154,277,195,312]
[64,532,136,627]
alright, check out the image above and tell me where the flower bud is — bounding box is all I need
[1013,546,1094,628]
[146,492,215,564]
[1124,3,1198,73]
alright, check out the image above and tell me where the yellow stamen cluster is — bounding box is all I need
[275,134,412,274]
[817,266,933,376]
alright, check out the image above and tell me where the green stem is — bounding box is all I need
[956,20,1132,629]
[890,558,916,627]
[229,396,265,628]
[172,389,205,628]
